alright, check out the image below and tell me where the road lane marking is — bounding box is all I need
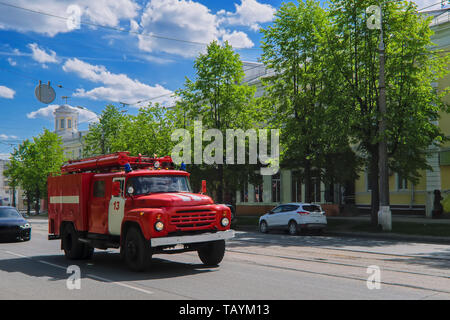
[87,274,154,295]
[37,260,67,270]
[3,250,153,296]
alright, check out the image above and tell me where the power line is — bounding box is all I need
[0,1,260,51]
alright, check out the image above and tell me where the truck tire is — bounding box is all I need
[197,240,226,266]
[81,245,94,260]
[124,227,151,272]
[62,224,85,260]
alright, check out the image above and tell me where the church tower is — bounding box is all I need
[54,105,79,136]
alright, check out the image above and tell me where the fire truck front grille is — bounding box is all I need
[170,210,216,229]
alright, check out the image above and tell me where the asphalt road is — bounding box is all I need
[0,218,449,300]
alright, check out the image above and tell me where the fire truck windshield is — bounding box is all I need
[126,175,191,195]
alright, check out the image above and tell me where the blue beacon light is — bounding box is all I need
[124,163,132,173]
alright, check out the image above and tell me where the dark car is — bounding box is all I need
[0,206,31,242]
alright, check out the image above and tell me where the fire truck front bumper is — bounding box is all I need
[150,230,235,248]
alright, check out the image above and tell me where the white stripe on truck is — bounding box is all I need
[50,196,79,204]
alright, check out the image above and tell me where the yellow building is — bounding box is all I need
[355,13,450,217]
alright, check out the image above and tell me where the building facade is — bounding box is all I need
[54,104,88,160]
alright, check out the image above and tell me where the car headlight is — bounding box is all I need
[221,217,230,227]
[20,223,31,229]
[154,221,164,232]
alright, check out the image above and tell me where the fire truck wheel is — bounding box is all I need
[62,224,85,260]
[124,227,151,272]
[197,240,225,266]
[82,245,94,259]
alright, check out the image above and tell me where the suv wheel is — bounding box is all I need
[259,221,268,233]
[288,221,298,236]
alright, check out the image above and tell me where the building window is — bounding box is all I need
[272,173,281,203]
[68,119,72,128]
[397,174,408,190]
[60,119,65,129]
[291,172,302,203]
[254,183,264,203]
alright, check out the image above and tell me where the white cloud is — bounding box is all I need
[27,43,59,65]
[27,104,99,124]
[136,0,256,58]
[62,58,174,106]
[0,134,18,140]
[0,0,140,37]
[0,86,15,99]
[137,0,219,58]
[221,30,254,49]
[7,58,17,66]
[219,0,275,31]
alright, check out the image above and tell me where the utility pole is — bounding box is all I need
[377,1,391,231]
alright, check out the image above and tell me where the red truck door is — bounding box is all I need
[89,178,109,234]
[108,177,125,236]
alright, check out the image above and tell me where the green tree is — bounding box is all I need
[83,105,127,156]
[260,0,354,202]
[325,0,449,224]
[176,40,261,203]
[4,130,65,214]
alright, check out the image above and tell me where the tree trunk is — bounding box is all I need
[217,164,224,203]
[369,148,380,226]
[304,160,312,203]
[35,186,40,215]
[26,192,31,215]
[12,186,16,207]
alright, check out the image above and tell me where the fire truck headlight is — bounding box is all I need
[154,221,164,232]
[220,217,230,227]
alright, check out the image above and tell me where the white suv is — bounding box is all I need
[259,203,327,235]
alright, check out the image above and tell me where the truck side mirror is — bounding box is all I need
[112,181,121,197]
[201,180,207,194]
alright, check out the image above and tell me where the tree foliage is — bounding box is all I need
[260,0,358,202]
[4,129,65,214]
[324,0,449,222]
[176,41,262,203]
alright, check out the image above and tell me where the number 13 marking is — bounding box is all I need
[113,201,120,211]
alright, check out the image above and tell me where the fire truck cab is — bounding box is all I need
[47,152,234,271]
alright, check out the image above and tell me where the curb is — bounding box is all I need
[233,224,450,244]
[326,231,450,244]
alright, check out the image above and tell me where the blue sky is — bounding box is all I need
[0,0,440,158]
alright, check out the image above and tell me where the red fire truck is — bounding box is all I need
[47,152,234,271]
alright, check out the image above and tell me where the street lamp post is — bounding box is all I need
[377,1,392,231]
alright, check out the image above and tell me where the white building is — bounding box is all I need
[54,105,88,160]
[0,160,13,206]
